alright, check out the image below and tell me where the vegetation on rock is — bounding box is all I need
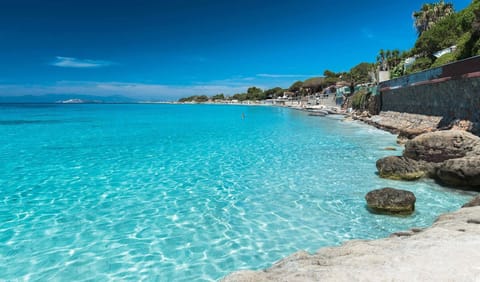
[351,89,371,110]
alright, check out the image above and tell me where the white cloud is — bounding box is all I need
[51,56,113,68]
[256,73,320,78]
[0,74,314,100]
[0,81,257,100]
[361,28,375,39]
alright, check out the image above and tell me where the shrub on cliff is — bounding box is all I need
[406,57,434,74]
[351,89,371,110]
[431,52,456,67]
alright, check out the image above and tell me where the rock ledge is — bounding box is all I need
[222,206,480,282]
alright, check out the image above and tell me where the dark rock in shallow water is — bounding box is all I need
[376,156,433,181]
[462,195,480,208]
[365,188,416,215]
[436,156,480,190]
[404,130,480,163]
[378,130,480,190]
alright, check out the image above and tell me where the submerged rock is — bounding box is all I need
[404,130,480,163]
[376,156,433,180]
[365,188,416,215]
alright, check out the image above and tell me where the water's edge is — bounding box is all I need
[0,104,474,281]
[221,107,478,281]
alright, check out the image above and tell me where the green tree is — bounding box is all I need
[232,93,247,101]
[413,1,454,37]
[178,95,209,103]
[195,95,209,102]
[322,70,340,86]
[178,95,198,102]
[472,4,480,55]
[458,3,480,58]
[246,87,265,100]
[323,70,337,78]
[376,49,388,71]
[211,93,225,100]
[302,77,325,92]
[264,87,284,98]
[413,14,462,57]
[288,81,304,92]
[349,62,372,84]
[406,57,433,74]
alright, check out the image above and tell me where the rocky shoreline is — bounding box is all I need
[222,204,480,282]
[222,110,480,281]
[377,130,480,190]
[351,110,479,143]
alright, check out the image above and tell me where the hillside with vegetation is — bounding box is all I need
[179,0,480,103]
[410,0,480,70]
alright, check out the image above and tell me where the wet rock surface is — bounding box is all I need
[437,156,480,188]
[376,156,433,180]
[404,130,480,163]
[376,130,480,191]
[352,111,442,139]
[462,195,480,208]
[365,188,416,215]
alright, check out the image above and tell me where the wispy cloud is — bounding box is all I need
[0,81,254,100]
[51,56,114,68]
[361,28,375,39]
[0,73,317,100]
[256,73,320,78]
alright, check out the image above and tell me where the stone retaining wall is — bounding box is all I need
[379,56,480,122]
[381,76,480,121]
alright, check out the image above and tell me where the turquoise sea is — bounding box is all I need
[0,104,474,281]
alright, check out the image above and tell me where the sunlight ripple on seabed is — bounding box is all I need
[0,104,472,281]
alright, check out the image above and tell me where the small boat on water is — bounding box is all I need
[308,113,326,117]
[308,111,327,117]
[308,109,329,115]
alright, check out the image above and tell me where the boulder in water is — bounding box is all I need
[404,130,480,163]
[376,156,433,181]
[365,188,416,215]
[436,156,480,190]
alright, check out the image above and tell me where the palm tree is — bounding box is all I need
[385,50,392,70]
[413,0,454,36]
[392,49,401,67]
[376,49,387,71]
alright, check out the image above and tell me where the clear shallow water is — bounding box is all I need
[0,104,474,281]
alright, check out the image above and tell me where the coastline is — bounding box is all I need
[223,205,480,282]
[2,102,478,280]
[222,107,480,281]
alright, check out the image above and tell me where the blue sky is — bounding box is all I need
[0,0,472,100]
